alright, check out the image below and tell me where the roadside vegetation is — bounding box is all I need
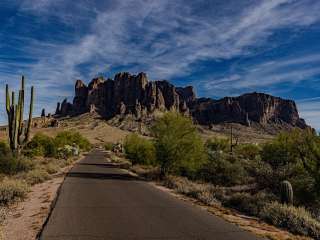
[0,77,91,218]
[121,111,320,239]
[0,130,91,207]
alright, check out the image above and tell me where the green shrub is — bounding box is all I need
[205,138,229,152]
[24,169,51,185]
[104,142,114,151]
[124,134,155,165]
[25,133,57,157]
[225,191,276,216]
[57,144,79,159]
[54,131,91,151]
[0,155,34,175]
[151,112,207,178]
[44,163,59,174]
[260,129,318,169]
[259,129,320,204]
[0,142,34,174]
[234,143,261,160]
[260,202,320,239]
[261,141,291,169]
[0,179,29,205]
[0,141,10,156]
[199,152,249,186]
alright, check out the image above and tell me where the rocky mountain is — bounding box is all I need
[55,72,309,129]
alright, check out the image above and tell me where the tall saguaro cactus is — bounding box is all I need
[5,76,34,153]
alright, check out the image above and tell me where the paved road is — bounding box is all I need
[40,149,263,240]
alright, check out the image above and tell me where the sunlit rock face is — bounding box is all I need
[55,72,309,129]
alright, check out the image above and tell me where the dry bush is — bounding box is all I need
[131,165,160,180]
[260,202,320,239]
[23,169,51,185]
[163,176,222,206]
[225,191,276,216]
[0,179,29,205]
[43,162,60,174]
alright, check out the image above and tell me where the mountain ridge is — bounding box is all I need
[54,72,309,130]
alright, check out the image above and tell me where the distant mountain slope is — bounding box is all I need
[55,72,309,130]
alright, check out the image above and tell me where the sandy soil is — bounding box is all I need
[0,113,130,145]
[0,113,275,145]
[1,162,78,240]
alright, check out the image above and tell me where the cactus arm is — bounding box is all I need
[24,86,34,143]
[6,84,12,148]
[6,84,10,114]
[13,103,20,151]
[21,76,25,91]
[11,91,15,106]
[18,89,25,144]
[19,76,25,136]
[10,92,16,150]
[18,90,24,144]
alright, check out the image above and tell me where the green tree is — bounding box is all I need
[54,131,91,151]
[151,111,206,178]
[289,129,320,199]
[205,137,230,152]
[25,133,56,157]
[123,134,156,165]
[259,129,320,204]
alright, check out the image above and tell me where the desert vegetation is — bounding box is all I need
[0,77,91,228]
[122,111,320,239]
[0,130,91,206]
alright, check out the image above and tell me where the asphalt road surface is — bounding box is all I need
[39,149,264,240]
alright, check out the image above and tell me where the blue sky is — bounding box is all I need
[0,0,320,129]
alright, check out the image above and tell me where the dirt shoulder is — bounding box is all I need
[1,157,81,240]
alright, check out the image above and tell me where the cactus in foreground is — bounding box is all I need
[280,180,293,205]
[5,76,34,153]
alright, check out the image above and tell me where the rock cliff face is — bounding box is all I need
[55,72,309,129]
[189,93,307,128]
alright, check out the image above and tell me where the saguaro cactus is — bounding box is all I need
[5,76,34,153]
[280,180,293,205]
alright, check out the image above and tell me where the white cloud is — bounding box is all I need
[204,53,320,92]
[13,0,320,83]
[297,98,320,131]
[1,0,320,123]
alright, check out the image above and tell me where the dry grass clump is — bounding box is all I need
[131,165,160,180]
[225,191,276,216]
[104,142,114,151]
[23,169,51,185]
[43,163,60,174]
[0,179,29,205]
[260,202,320,239]
[163,176,221,206]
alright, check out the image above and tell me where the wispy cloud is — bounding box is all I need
[12,0,320,82]
[297,97,320,131]
[203,53,320,95]
[0,0,320,125]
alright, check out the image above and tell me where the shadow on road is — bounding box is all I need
[78,163,121,168]
[67,172,140,181]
